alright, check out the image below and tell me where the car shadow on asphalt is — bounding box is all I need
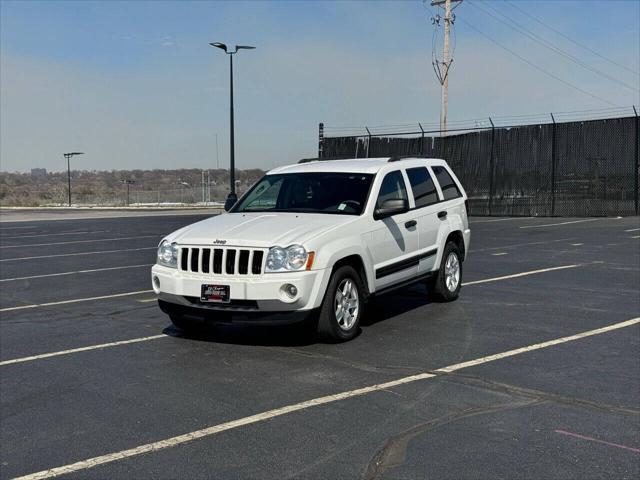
[161,284,432,347]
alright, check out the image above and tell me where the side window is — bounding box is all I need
[406,167,439,208]
[432,166,462,200]
[376,171,408,209]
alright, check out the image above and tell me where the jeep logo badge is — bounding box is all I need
[213,239,226,245]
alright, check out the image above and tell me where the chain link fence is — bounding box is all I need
[320,111,639,216]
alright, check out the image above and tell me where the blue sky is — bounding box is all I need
[1,0,638,172]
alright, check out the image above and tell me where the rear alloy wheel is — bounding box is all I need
[317,265,363,342]
[444,251,461,292]
[428,241,462,302]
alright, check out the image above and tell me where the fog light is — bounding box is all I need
[283,283,298,298]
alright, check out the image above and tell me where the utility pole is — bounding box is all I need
[215,133,219,170]
[431,0,462,134]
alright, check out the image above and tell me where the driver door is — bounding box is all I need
[370,170,420,290]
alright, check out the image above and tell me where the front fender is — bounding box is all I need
[309,236,374,295]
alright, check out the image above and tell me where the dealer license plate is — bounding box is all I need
[200,284,230,303]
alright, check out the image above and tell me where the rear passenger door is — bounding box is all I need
[405,167,442,274]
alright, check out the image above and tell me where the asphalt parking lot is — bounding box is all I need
[1,212,638,480]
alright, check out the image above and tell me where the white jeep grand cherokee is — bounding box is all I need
[152,156,470,342]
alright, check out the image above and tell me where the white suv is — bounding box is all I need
[152,156,470,342]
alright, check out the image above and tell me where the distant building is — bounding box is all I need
[31,168,47,177]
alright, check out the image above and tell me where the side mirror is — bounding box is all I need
[374,198,408,220]
[224,194,238,212]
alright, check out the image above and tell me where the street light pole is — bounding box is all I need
[122,179,135,206]
[64,152,84,207]
[229,53,235,201]
[210,42,255,210]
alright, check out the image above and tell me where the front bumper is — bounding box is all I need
[151,264,330,313]
[157,298,318,326]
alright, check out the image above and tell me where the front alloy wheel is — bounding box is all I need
[317,265,364,342]
[335,278,360,331]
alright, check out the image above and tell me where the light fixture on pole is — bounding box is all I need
[178,181,190,204]
[209,42,255,211]
[63,152,84,207]
[122,179,135,206]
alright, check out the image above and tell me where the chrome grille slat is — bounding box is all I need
[248,250,255,275]
[179,246,265,276]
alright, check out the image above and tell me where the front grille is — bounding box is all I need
[179,246,265,276]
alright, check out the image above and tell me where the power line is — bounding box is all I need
[458,16,619,107]
[467,0,638,93]
[505,0,639,77]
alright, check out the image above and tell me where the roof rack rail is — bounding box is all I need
[297,156,353,164]
[388,155,429,162]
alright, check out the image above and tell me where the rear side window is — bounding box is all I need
[406,167,439,208]
[376,171,408,209]
[432,166,462,200]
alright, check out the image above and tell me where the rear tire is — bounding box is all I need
[317,265,364,343]
[427,242,462,302]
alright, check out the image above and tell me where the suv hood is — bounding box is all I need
[166,212,357,248]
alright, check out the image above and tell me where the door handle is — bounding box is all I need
[438,211,448,219]
[404,220,417,229]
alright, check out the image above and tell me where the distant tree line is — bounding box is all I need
[0,168,265,206]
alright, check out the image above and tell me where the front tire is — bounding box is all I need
[169,314,206,334]
[317,265,364,342]
[428,242,462,302]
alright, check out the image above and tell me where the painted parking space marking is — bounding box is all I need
[0,335,168,367]
[469,217,533,224]
[624,228,640,232]
[471,237,575,253]
[571,243,584,246]
[462,265,580,286]
[519,218,604,229]
[12,317,639,480]
[1,264,580,314]
[0,247,156,263]
[554,429,640,454]
[0,264,153,283]
[137,298,158,303]
[0,230,106,240]
[491,252,508,256]
[0,235,157,249]
[0,290,153,313]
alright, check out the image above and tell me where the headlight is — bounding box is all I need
[157,240,178,268]
[265,245,308,272]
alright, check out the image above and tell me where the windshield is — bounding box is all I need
[232,172,374,215]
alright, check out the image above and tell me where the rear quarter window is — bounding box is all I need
[432,166,462,201]
[406,167,439,208]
